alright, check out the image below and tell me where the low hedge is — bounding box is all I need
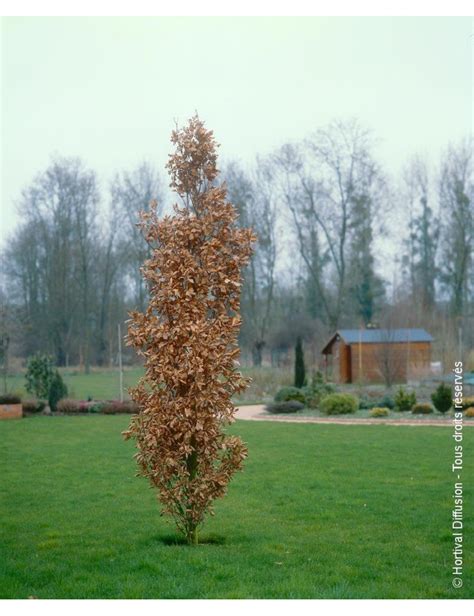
[101,401,140,415]
[265,400,304,414]
[369,407,390,418]
[412,403,434,415]
[22,399,46,414]
[0,394,22,404]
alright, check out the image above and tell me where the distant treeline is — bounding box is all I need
[1,118,473,371]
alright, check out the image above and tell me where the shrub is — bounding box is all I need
[88,402,105,414]
[461,396,474,411]
[303,377,335,408]
[412,403,434,415]
[359,395,373,410]
[320,393,358,415]
[431,383,452,414]
[394,387,417,412]
[0,393,21,404]
[294,336,306,388]
[464,407,474,418]
[102,401,140,414]
[265,400,304,414]
[48,370,68,413]
[22,399,46,414]
[359,394,394,410]
[369,407,390,418]
[57,398,82,414]
[378,394,395,410]
[274,386,306,404]
[25,353,54,399]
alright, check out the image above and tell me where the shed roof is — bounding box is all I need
[322,328,433,354]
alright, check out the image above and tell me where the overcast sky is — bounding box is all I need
[1,16,472,246]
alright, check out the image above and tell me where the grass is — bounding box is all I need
[0,417,472,598]
[3,365,292,404]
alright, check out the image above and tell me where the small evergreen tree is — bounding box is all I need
[294,336,306,388]
[431,383,452,414]
[25,353,54,399]
[48,371,68,412]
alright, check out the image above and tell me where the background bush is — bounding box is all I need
[461,396,474,411]
[320,393,358,415]
[22,399,46,414]
[274,386,306,404]
[101,401,139,414]
[359,394,394,410]
[369,407,390,418]
[431,383,452,414]
[303,376,335,408]
[0,394,22,404]
[464,407,474,418]
[394,387,417,412]
[265,400,304,414]
[56,399,82,414]
[412,403,434,415]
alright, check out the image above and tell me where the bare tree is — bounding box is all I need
[401,156,439,310]
[225,159,277,365]
[111,162,164,312]
[9,158,99,367]
[275,119,385,329]
[438,139,473,317]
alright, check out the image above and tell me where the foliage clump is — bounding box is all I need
[320,393,358,415]
[359,393,394,410]
[274,386,306,404]
[22,399,46,414]
[265,400,304,414]
[431,383,452,414]
[123,116,255,545]
[0,393,21,404]
[411,403,433,415]
[302,372,335,408]
[461,396,474,411]
[369,407,390,417]
[394,387,417,412]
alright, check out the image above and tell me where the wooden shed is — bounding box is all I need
[321,328,433,384]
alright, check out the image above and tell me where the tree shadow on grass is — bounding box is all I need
[155,533,227,547]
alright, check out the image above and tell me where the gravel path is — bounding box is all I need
[236,404,471,427]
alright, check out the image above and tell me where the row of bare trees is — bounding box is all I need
[1,118,473,369]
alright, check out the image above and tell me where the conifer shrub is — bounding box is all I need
[431,383,452,414]
[394,387,417,412]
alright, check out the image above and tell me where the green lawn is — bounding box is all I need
[4,365,291,404]
[0,417,472,599]
[4,367,143,401]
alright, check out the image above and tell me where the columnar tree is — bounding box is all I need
[124,116,255,545]
[294,336,306,388]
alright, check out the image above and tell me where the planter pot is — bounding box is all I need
[0,403,23,420]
